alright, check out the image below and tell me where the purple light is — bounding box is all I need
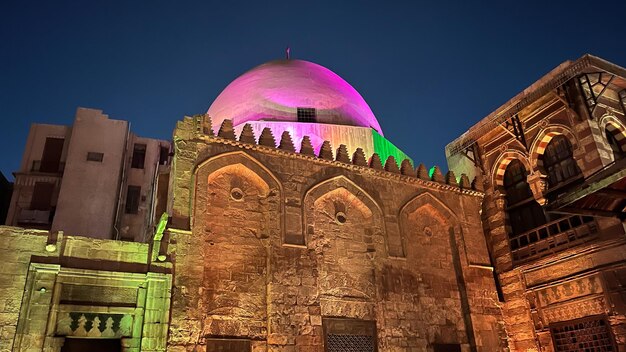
[232,121,376,157]
[208,60,383,135]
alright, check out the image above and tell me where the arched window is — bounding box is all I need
[503,160,546,237]
[543,135,581,188]
[605,127,625,160]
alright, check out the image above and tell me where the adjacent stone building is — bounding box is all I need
[1,54,625,351]
[447,54,626,351]
[0,226,172,352]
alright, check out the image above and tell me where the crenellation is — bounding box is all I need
[459,174,471,190]
[352,147,368,166]
[416,163,430,180]
[278,131,296,152]
[318,140,334,160]
[190,120,483,194]
[239,123,257,144]
[335,144,350,163]
[445,170,458,186]
[299,136,315,156]
[217,119,236,140]
[369,153,383,170]
[195,132,483,195]
[259,127,277,147]
[400,159,414,176]
[430,166,445,183]
[384,155,400,173]
[193,113,214,136]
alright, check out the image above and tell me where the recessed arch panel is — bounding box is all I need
[530,125,579,175]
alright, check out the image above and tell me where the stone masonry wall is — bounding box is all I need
[0,226,172,352]
[166,117,505,351]
[0,227,50,352]
[455,75,626,351]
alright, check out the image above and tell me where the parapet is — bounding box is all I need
[175,115,484,195]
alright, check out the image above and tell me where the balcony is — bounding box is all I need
[17,209,52,227]
[31,160,65,174]
[509,215,598,264]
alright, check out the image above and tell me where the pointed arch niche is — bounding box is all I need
[303,176,385,300]
[600,115,626,161]
[399,192,457,259]
[191,151,283,335]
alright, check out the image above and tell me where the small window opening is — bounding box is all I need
[131,143,146,169]
[297,107,317,122]
[335,212,347,224]
[39,137,64,173]
[159,146,169,165]
[125,186,141,214]
[606,128,625,160]
[86,152,104,162]
[230,188,244,201]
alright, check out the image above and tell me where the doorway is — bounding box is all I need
[60,338,121,352]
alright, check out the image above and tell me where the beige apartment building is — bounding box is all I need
[5,107,170,242]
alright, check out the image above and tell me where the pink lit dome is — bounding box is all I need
[207,59,383,135]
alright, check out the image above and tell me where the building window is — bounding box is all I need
[550,316,616,352]
[131,144,146,169]
[503,160,546,237]
[31,182,54,211]
[86,152,104,162]
[159,146,169,165]
[39,137,64,173]
[606,128,626,160]
[297,107,317,122]
[323,318,377,352]
[543,135,581,188]
[125,186,141,214]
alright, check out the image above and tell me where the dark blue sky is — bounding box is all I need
[2,0,626,179]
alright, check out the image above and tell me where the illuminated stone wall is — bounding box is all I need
[446,57,626,352]
[166,116,506,351]
[0,226,172,352]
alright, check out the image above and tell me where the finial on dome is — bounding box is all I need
[286,46,290,60]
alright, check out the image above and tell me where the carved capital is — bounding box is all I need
[527,172,548,205]
[493,191,507,210]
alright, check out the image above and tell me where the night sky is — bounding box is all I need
[2,0,626,180]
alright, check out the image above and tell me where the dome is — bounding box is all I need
[207,59,383,135]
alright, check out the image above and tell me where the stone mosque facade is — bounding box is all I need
[1,55,625,352]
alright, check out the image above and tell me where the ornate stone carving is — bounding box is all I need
[537,275,603,307]
[56,312,132,338]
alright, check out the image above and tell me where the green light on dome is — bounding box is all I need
[371,130,413,165]
[429,166,436,178]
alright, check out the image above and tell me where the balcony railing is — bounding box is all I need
[510,215,598,264]
[31,160,65,174]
